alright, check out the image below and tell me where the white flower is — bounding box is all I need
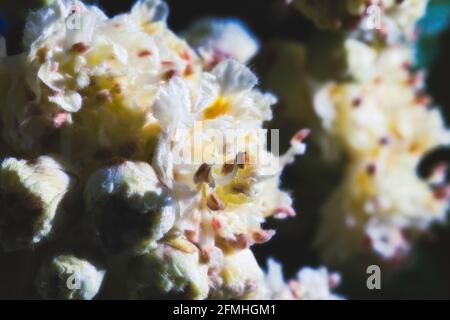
[313,44,450,264]
[210,249,266,299]
[0,0,309,299]
[183,17,259,66]
[365,219,410,259]
[153,76,194,135]
[212,59,258,94]
[48,91,83,113]
[130,0,169,24]
[264,258,343,300]
[292,0,428,43]
[1,0,200,163]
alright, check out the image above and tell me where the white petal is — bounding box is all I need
[23,0,89,49]
[38,62,65,92]
[153,77,193,133]
[195,72,220,112]
[211,59,258,94]
[265,258,285,291]
[152,136,174,188]
[49,91,83,113]
[183,18,259,64]
[131,0,169,24]
[64,9,101,48]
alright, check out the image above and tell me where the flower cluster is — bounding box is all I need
[291,0,428,44]
[313,43,450,263]
[0,0,326,299]
[257,0,450,265]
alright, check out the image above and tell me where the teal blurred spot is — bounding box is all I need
[415,0,450,69]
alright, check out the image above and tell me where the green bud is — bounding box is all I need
[0,156,73,251]
[127,241,209,300]
[36,255,105,300]
[85,161,174,254]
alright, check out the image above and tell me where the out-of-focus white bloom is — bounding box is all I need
[314,45,450,159]
[252,0,448,268]
[292,0,428,43]
[313,43,450,264]
[260,32,449,265]
[343,38,377,81]
[264,258,342,300]
[183,17,259,67]
[316,154,448,262]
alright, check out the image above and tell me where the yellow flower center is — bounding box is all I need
[203,97,230,120]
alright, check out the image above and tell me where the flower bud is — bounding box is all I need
[0,156,73,251]
[84,161,174,254]
[36,254,105,300]
[127,241,209,300]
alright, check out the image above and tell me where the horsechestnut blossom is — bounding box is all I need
[0,0,313,299]
[262,0,449,265]
[313,43,450,264]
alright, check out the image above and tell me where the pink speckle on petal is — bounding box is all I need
[291,128,311,144]
[289,280,302,299]
[50,62,59,72]
[180,49,191,61]
[328,273,341,289]
[252,229,276,244]
[138,50,152,58]
[433,185,450,200]
[211,217,223,232]
[184,229,199,243]
[272,206,297,218]
[162,60,174,67]
[53,112,70,128]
